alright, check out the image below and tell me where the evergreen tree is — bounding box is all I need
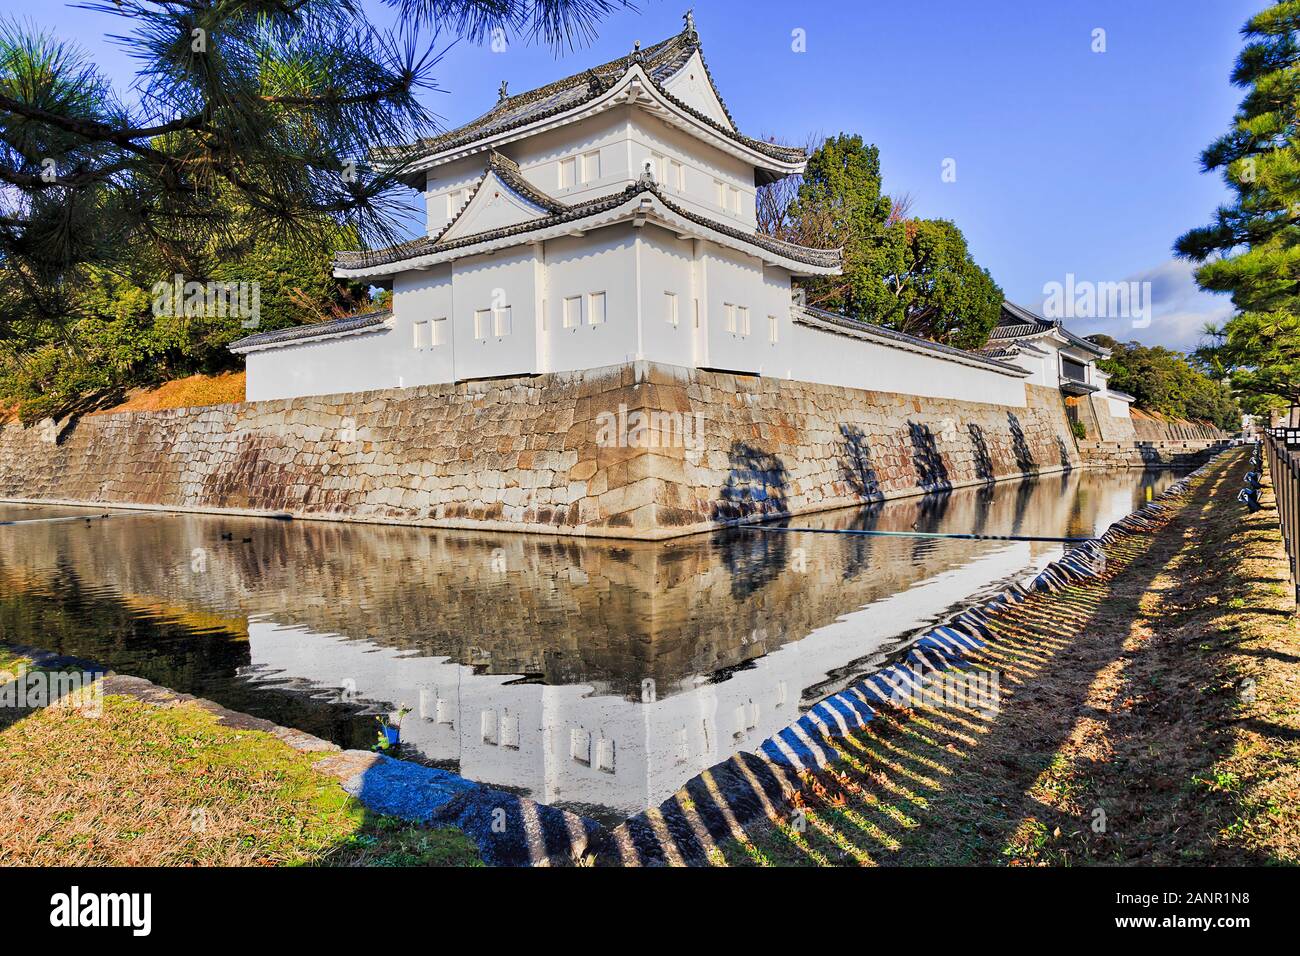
[773,133,1003,351]
[1176,0,1300,420]
[1089,334,1242,431]
[0,0,625,417]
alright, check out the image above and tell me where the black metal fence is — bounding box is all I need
[1263,428,1300,605]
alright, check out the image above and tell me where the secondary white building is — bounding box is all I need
[981,301,1136,421]
[229,17,1039,408]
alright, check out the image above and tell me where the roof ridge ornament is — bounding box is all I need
[630,40,644,64]
[497,80,509,103]
[683,9,697,40]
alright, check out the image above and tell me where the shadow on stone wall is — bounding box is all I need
[712,442,790,522]
[908,422,951,493]
[839,425,883,502]
[1056,436,1074,471]
[968,423,995,483]
[1008,412,1038,476]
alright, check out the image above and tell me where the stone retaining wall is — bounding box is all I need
[1077,439,1230,470]
[0,361,1080,539]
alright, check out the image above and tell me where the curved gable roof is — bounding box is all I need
[334,178,842,278]
[394,24,805,176]
[993,300,1108,357]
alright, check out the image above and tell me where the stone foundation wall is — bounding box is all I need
[0,361,1080,539]
[1131,414,1226,442]
[1077,439,1229,469]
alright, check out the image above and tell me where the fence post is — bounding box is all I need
[1264,429,1300,606]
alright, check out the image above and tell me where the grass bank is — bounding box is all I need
[0,669,480,867]
[87,371,246,416]
[708,450,1300,866]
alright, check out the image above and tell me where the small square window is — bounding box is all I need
[729,185,742,214]
[587,291,606,326]
[724,302,736,333]
[581,150,600,183]
[595,738,616,774]
[481,709,498,745]
[570,727,591,765]
[446,188,469,218]
[559,157,577,189]
[714,179,725,207]
[563,295,582,329]
[493,305,512,337]
[768,314,779,344]
[737,306,750,336]
[474,309,491,340]
[664,291,678,326]
[413,320,428,349]
[500,713,520,750]
[669,159,685,191]
[431,315,447,346]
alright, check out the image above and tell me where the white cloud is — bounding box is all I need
[1036,258,1233,353]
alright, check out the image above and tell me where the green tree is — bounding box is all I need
[772,133,1003,350]
[1175,0,1300,420]
[1088,334,1241,432]
[0,0,625,417]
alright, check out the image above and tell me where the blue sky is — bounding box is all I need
[20,0,1264,352]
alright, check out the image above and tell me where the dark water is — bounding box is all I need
[0,468,1177,823]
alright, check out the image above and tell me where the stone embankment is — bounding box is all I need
[0,361,1080,539]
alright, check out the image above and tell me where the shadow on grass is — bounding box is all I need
[604,452,1284,866]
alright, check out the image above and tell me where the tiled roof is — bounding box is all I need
[482,151,567,214]
[335,179,842,274]
[992,300,1108,356]
[795,306,1029,375]
[398,25,805,170]
[988,322,1048,341]
[228,310,390,352]
[975,344,1022,360]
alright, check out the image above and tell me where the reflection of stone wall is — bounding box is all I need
[0,490,1039,699]
[0,361,1080,539]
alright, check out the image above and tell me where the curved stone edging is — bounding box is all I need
[601,449,1234,865]
[0,646,604,867]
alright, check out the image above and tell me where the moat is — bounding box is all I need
[0,467,1177,824]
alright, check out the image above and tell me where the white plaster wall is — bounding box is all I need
[544,227,639,373]
[626,113,756,228]
[392,266,456,383]
[635,228,697,369]
[243,267,457,402]
[424,156,483,237]
[248,228,1032,406]
[1107,396,1133,418]
[475,107,755,230]
[698,243,789,374]
[659,50,733,128]
[510,109,630,208]
[783,321,1029,407]
[450,247,540,381]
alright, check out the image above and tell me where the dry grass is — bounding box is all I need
[89,372,245,416]
[710,451,1300,866]
[0,690,481,867]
